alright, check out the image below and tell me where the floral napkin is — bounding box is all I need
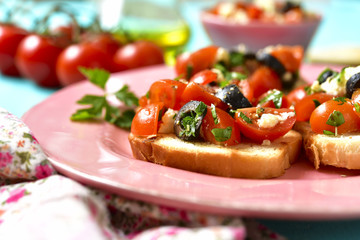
[0,107,285,240]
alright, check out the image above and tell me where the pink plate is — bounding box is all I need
[22,64,360,220]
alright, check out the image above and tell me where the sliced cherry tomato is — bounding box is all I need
[235,107,296,142]
[0,24,28,77]
[113,40,164,72]
[149,79,186,110]
[131,103,165,136]
[294,93,334,121]
[180,82,227,109]
[175,45,219,79]
[201,106,241,146]
[56,42,114,86]
[237,79,254,103]
[15,34,64,87]
[351,89,360,118]
[287,84,310,105]
[310,98,360,135]
[190,69,218,85]
[139,95,150,107]
[270,45,304,72]
[256,90,290,109]
[248,66,282,99]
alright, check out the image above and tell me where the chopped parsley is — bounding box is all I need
[258,89,283,108]
[211,127,232,142]
[210,104,219,124]
[333,97,347,105]
[355,102,360,113]
[71,67,138,129]
[239,112,252,124]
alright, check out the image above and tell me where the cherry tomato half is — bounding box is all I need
[16,34,63,87]
[256,90,290,109]
[352,89,360,118]
[149,79,186,110]
[175,45,219,79]
[131,103,165,136]
[294,93,334,121]
[270,45,304,72]
[113,40,164,72]
[235,107,296,142]
[190,69,218,85]
[310,98,360,135]
[248,66,282,99]
[0,24,28,77]
[201,105,241,146]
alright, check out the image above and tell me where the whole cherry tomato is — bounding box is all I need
[175,45,219,79]
[131,102,165,136]
[113,41,164,72]
[248,66,282,99]
[56,42,114,86]
[294,93,334,121]
[286,84,309,105]
[235,107,296,142]
[85,33,121,57]
[15,34,64,87]
[201,105,241,146]
[0,24,28,77]
[149,79,186,110]
[310,98,360,135]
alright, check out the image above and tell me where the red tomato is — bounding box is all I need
[201,106,241,146]
[15,34,64,87]
[175,45,218,79]
[50,25,74,47]
[284,8,304,24]
[294,93,334,121]
[270,45,304,72]
[246,5,263,19]
[149,79,186,110]
[248,66,282,99]
[287,84,309,105]
[139,95,150,107]
[0,24,28,76]
[131,103,165,136]
[190,69,218,85]
[56,42,114,86]
[310,98,360,135]
[180,82,227,109]
[256,90,290,109]
[238,79,254,103]
[351,89,360,118]
[235,107,296,142]
[113,41,164,72]
[87,33,121,57]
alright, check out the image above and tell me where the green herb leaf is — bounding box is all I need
[354,102,360,113]
[326,110,345,127]
[211,127,232,142]
[195,101,207,116]
[304,86,312,95]
[210,104,219,124]
[186,65,193,80]
[113,110,135,129]
[333,97,347,105]
[115,85,139,106]
[258,89,283,108]
[179,102,207,137]
[239,111,252,124]
[256,107,265,115]
[313,99,321,108]
[229,51,245,67]
[79,67,110,89]
[226,71,247,81]
[229,109,236,118]
[323,130,335,136]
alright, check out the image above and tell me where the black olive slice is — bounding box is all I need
[174,101,207,141]
[346,72,360,98]
[256,52,286,78]
[215,84,252,110]
[317,68,336,84]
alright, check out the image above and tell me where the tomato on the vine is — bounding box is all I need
[310,98,360,135]
[131,102,165,136]
[235,107,296,142]
[56,41,114,86]
[113,40,164,72]
[149,79,186,110]
[15,34,64,87]
[201,105,241,146]
[175,45,219,79]
[294,93,334,121]
[248,66,282,99]
[0,24,28,77]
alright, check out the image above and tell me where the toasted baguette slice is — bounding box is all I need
[128,130,302,179]
[294,121,360,169]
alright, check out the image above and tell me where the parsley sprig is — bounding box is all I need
[70,67,138,129]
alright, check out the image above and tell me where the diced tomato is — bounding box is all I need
[270,45,304,72]
[175,45,219,79]
[149,79,186,110]
[235,107,296,142]
[310,98,360,135]
[190,69,218,85]
[131,103,165,136]
[180,82,227,109]
[248,66,282,99]
[201,106,241,146]
[287,84,310,105]
[294,93,334,121]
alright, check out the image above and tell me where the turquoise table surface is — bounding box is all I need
[2,0,360,239]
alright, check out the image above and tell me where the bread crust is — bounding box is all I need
[128,130,302,179]
[294,122,360,169]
